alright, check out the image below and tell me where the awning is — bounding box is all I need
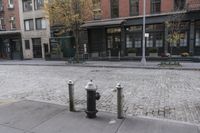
[81,19,125,28]
[0,30,21,35]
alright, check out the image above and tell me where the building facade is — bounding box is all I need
[19,0,50,59]
[82,0,200,58]
[0,0,22,60]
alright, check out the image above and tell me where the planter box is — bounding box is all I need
[149,53,158,57]
[128,53,136,57]
[51,53,63,59]
[91,52,99,57]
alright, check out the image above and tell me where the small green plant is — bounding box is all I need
[149,48,157,53]
[45,52,51,58]
[127,48,136,53]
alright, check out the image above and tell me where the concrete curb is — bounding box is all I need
[0,63,199,71]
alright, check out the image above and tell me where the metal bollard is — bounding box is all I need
[116,83,123,119]
[68,80,75,112]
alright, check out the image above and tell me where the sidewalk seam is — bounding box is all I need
[29,109,67,131]
[115,118,125,133]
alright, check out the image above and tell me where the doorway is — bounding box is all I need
[106,28,121,57]
[32,38,42,58]
[107,35,121,56]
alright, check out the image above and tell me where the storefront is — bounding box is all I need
[194,20,200,55]
[0,32,22,60]
[82,11,200,58]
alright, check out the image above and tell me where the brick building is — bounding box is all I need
[82,0,200,58]
[0,0,22,59]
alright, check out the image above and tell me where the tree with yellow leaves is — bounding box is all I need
[44,0,94,62]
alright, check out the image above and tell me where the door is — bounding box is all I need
[107,34,121,56]
[32,38,42,58]
[10,39,21,60]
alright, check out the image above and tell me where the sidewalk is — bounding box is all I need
[0,60,199,70]
[0,100,199,133]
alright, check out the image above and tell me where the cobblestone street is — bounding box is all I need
[0,65,200,125]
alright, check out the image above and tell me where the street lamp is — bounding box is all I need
[141,0,147,65]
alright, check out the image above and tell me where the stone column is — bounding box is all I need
[164,24,168,53]
[121,25,125,57]
[189,21,195,55]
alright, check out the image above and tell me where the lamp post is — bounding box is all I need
[141,0,147,65]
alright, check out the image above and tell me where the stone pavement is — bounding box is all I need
[0,100,199,133]
[0,64,199,126]
[0,60,200,70]
[0,60,200,125]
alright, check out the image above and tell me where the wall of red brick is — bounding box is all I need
[139,0,151,15]
[100,0,200,19]
[161,0,174,13]
[119,0,129,17]
[1,0,20,31]
[101,0,110,19]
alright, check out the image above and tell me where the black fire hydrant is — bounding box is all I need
[85,80,100,118]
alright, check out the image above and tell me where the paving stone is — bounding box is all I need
[0,65,199,125]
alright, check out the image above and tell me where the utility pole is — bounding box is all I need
[141,0,147,65]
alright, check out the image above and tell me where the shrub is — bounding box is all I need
[149,48,157,53]
[127,48,136,53]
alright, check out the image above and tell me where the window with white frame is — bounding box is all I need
[179,32,187,47]
[196,30,200,46]
[8,0,14,8]
[0,18,5,30]
[126,35,133,48]
[146,34,153,47]
[36,18,46,30]
[0,0,2,7]
[35,0,44,10]
[23,0,32,12]
[24,19,34,31]
[10,16,16,29]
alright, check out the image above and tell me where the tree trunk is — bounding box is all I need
[74,22,80,63]
[170,46,173,62]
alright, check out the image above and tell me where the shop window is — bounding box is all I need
[107,28,121,34]
[35,0,44,10]
[23,0,32,12]
[196,30,200,47]
[128,25,142,32]
[174,0,186,10]
[151,0,161,14]
[134,35,142,48]
[146,25,154,31]
[126,35,133,48]
[107,36,113,48]
[110,0,119,18]
[36,18,46,30]
[130,0,139,16]
[25,40,30,49]
[146,33,153,47]
[24,19,34,31]
[180,32,187,47]
[155,33,163,47]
